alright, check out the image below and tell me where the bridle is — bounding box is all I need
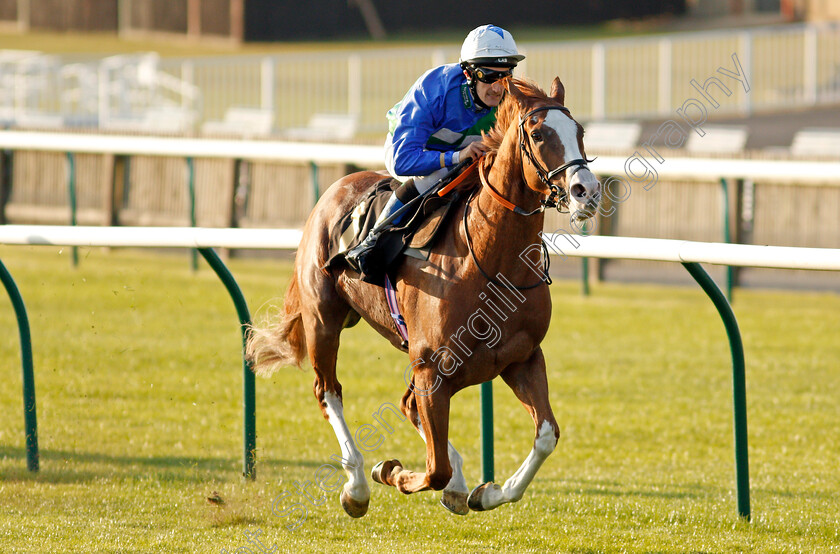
[479,104,594,217]
[465,103,594,290]
[520,105,593,191]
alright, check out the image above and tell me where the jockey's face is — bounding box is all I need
[474,66,510,107]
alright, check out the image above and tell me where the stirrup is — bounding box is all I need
[344,229,382,273]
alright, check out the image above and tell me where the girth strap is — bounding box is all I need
[384,274,409,344]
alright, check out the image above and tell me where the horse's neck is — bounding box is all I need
[466,163,546,281]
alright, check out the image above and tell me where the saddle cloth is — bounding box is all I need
[324,177,462,285]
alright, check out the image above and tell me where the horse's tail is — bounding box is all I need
[246,272,307,376]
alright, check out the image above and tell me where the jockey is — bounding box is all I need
[345,24,525,273]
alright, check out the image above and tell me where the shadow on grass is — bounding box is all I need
[548,477,713,500]
[575,486,704,500]
[0,445,326,484]
[754,487,838,501]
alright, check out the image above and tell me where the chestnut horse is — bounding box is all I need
[247,77,601,517]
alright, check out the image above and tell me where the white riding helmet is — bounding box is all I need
[459,24,525,68]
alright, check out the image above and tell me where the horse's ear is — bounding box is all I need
[504,78,529,108]
[550,77,565,104]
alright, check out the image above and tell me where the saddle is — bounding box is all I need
[324,177,464,285]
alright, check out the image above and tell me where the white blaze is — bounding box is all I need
[544,110,583,162]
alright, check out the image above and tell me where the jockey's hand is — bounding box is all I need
[456,141,488,163]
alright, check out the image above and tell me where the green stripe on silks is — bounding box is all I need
[387,103,402,136]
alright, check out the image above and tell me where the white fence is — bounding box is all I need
[2,22,839,133]
[548,234,840,270]
[0,224,302,249]
[1,130,839,179]
[1,130,838,294]
[0,130,383,165]
[3,225,839,271]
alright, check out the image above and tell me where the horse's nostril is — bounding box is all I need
[571,184,586,200]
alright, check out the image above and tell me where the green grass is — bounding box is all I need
[0,246,838,553]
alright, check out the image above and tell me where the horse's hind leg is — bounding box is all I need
[303,285,370,517]
[318,383,370,517]
[390,387,470,515]
[468,348,559,511]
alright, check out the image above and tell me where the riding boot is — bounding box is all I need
[344,191,405,273]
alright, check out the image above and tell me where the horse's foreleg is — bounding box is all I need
[468,349,559,511]
[399,389,469,515]
[371,372,453,496]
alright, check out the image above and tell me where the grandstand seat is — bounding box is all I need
[101,106,197,133]
[581,121,642,152]
[201,107,275,138]
[686,125,748,154]
[283,112,359,141]
[789,128,840,157]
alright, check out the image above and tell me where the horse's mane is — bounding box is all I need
[482,78,550,162]
[454,78,554,193]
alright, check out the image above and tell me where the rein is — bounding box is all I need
[462,188,551,291]
[478,157,544,217]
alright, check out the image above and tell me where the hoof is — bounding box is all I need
[440,489,469,515]
[340,488,369,518]
[468,482,503,512]
[371,459,402,485]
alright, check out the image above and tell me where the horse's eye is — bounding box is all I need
[530,130,543,142]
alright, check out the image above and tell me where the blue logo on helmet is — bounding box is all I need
[486,25,505,39]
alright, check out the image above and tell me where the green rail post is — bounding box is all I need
[187,158,198,271]
[0,259,39,472]
[1,149,13,224]
[310,161,320,205]
[581,258,590,296]
[682,261,750,520]
[0,246,254,478]
[719,178,734,302]
[66,153,78,267]
[480,380,494,483]
[581,220,591,297]
[197,248,256,480]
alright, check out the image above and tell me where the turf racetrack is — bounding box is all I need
[0,246,837,553]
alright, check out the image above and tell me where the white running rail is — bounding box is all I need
[1,225,839,272]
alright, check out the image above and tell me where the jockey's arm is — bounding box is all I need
[389,97,452,176]
[390,110,487,176]
[388,69,479,177]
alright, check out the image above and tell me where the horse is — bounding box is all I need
[246,77,601,517]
